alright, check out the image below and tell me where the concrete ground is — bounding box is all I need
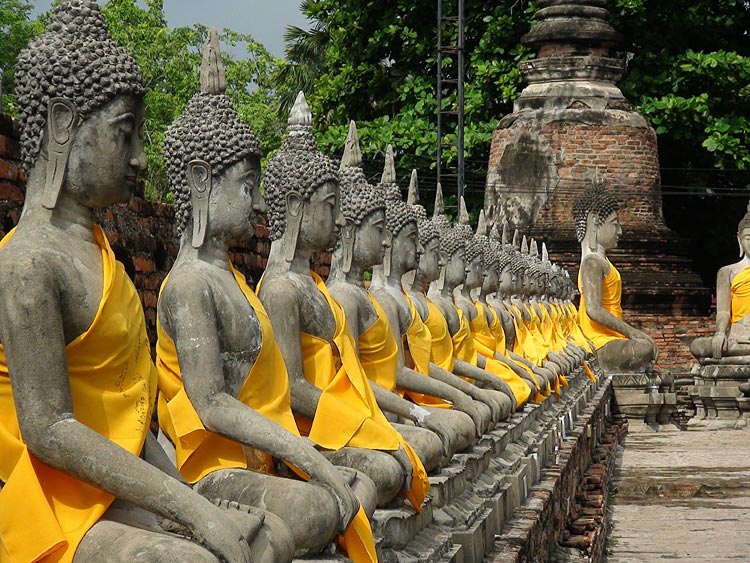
[606,430,750,563]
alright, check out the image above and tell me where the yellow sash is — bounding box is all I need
[394,294,451,409]
[488,306,507,353]
[295,274,429,510]
[731,267,750,324]
[470,302,499,358]
[578,259,627,350]
[358,295,399,392]
[0,227,156,563]
[159,267,377,563]
[424,299,455,373]
[156,263,300,484]
[452,309,479,365]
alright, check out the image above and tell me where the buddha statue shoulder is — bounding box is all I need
[573,184,657,372]
[0,5,275,562]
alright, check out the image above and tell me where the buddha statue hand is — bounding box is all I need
[414,408,454,458]
[212,499,266,546]
[393,445,415,492]
[185,498,255,563]
[454,394,492,436]
[712,332,728,359]
[311,469,360,533]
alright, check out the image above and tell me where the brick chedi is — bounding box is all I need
[484,0,708,315]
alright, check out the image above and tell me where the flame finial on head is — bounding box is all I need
[476,208,489,236]
[459,196,470,225]
[521,234,529,254]
[407,169,419,206]
[288,91,312,127]
[434,182,445,217]
[502,222,510,245]
[530,238,539,258]
[200,28,226,95]
[542,242,550,263]
[489,223,501,242]
[340,120,363,171]
[512,229,520,249]
[381,144,397,184]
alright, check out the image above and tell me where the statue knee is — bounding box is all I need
[689,337,709,359]
[256,511,296,563]
[292,485,339,552]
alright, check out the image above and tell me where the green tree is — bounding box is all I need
[0,0,44,113]
[0,0,284,201]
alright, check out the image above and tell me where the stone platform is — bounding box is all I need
[607,430,750,562]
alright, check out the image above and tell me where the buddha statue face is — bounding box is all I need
[444,247,467,288]
[739,227,750,258]
[592,210,621,251]
[464,251,483,290]
[296,180,344,252]
[481,266,499,296]
[573,184,620,253]
[353,209,388,269]
[418,235,442,283]
[63,94,146,208]
[498,265,514,295]
[203,156,264,240]
[391,219,422,273]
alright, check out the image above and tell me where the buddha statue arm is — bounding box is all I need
[580,256,654,345]
[433,361,518,413]
[259,280,324,419]
[0,268,253,563]
[712,266,733,358]
[164,283,358,533]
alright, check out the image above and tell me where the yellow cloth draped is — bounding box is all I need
[578,259,627,350]
[730,267,750,324]
[0,226,156,563]
[424,299,455,373]
[468,303,533,406]
[400,295,452,409]
[358,295,399,392]
[294,273,428,511]
[488,307,507,353]
[156,263,300,484]
[451,309,479,366]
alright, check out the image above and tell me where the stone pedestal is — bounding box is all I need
[610,372,678,432]
[688,363,750,429]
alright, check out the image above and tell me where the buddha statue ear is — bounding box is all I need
[738,235,744,258]
[285,191,304,263]
[586,212,598,252]
[187,159,213,249]
[383,229,394,277]
[340,221,356,274]
[42,98,79,210]
[437,251,448,290]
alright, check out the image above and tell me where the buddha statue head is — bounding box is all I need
[572,184,621,253]
[264,92,341,262]
[481,236,503,297]
[458,198,485,291]
[164,29,263,248]
[432,186,467,291]
[335,121,387,273]
[407,171,442,284]
[737,201,750,258]
[378,147,420,276]
[15,0,146,210]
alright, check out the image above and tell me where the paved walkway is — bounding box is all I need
[606,429,750,562]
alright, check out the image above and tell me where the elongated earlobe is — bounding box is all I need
[43,98,78,210]
[285,191,303,263]
[341,223,355,274]
[383,230,394,277]
[187,159,212,249]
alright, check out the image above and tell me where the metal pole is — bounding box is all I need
[457,0,465,201]
[436,0,443,191]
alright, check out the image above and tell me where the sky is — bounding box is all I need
[29,0,310,57]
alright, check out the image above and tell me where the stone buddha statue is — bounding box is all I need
[258,93,428,511]
[690,203,750,363]
[327,130,479,467]
[155,32,371,560]
[0,4,285,562]
[573,184,657,372]
[451,205,538,405]
[402,185,512,426]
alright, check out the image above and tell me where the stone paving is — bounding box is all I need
[606,430,750,562]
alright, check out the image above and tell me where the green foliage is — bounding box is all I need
[0,0,284,201]
[0,0,44,113]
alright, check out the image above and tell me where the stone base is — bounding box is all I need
[688,363,750,429]
[610,372,679,431]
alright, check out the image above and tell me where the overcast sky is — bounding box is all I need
[29,0,309,57]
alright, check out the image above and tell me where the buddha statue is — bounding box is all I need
[402,186,512,427]
[690,203,750,363]
[573,184,657,371]
[0,4,287,562]
[333,142,480,460]
[452,205,538,405]
[155,32,374,560]
[426,193,531,413]
[257,93,428,511]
